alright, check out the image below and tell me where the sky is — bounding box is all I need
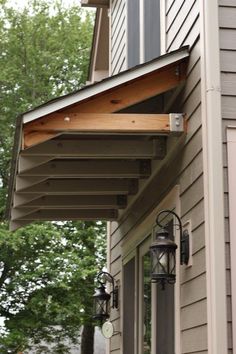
[6,0,81,9]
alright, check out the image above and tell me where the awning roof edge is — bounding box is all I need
[22,46,189,124]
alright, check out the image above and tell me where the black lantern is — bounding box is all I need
[93,271,118,323]
[150,210,189,289]
[93,284,111,321]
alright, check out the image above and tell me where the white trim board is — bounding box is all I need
[200,1,227,353]
[227,126,236,354]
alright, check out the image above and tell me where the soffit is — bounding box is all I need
[8,47,189,231]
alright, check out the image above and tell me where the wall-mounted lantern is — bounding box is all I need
[93,271,119,323]
[150,209,189,289]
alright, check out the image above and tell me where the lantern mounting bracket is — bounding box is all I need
[156,209,189,265]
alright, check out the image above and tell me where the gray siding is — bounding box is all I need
[166,0,200,52]
[108,1,205,352]
[219,1,236,352]
[178,35,206,352]
[111,0,126,75]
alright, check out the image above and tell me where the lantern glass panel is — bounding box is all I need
[95,299,109,318]
[169,250,176,275]
[158,249,168,274]
[150,247,169,280]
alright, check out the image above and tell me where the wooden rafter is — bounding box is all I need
[60,61,187,114]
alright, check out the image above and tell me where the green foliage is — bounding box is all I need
[0,220,106,352]
[0,1,103,352]
[0,0,94,214]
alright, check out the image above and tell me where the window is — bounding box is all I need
[127,0,140,69]
[144,0,160,62]
[154,219,175,354]
[122,187,181,354]
[123,257,135,354]
[138,226,174,354]
[138,237,152,354]
[127,0,160,69]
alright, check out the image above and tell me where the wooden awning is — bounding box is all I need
[7,46,189,231]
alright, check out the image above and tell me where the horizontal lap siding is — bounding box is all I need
[111,0,126,75]
[109,41,204,354]
[165,3,206,351]
[179,39,206,353]
[219,2,236,352]
[108,2,203,353]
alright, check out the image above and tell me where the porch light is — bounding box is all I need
[150,210,189,289]
[93,271,119,323]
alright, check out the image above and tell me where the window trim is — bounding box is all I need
[160,0,167,55]
[122,185,181,354]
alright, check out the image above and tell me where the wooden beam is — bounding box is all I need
[18,159,151,178]
[13,208,118,221]
[23,113,171,148]
[22,132,57,148]
[14,195,127,209]
[61,61,188,114]
[21,138,167,159]
[15,178,138,195]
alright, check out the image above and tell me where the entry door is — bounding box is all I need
[138,228,175,354]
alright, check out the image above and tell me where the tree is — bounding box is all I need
[0,0,94,217]
[0,221,106,353]
[0,1,105,353]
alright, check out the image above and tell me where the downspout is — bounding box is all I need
[200,1,228,353]
[106,221,111,354]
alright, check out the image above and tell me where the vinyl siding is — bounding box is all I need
[219,1,236,352]
[111,0,126,75]
[166,0,200,52]
[108,3,204,350]
[107,0,204,353]
[167,4,205,352]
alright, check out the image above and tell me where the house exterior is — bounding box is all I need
[7,0,236,353]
